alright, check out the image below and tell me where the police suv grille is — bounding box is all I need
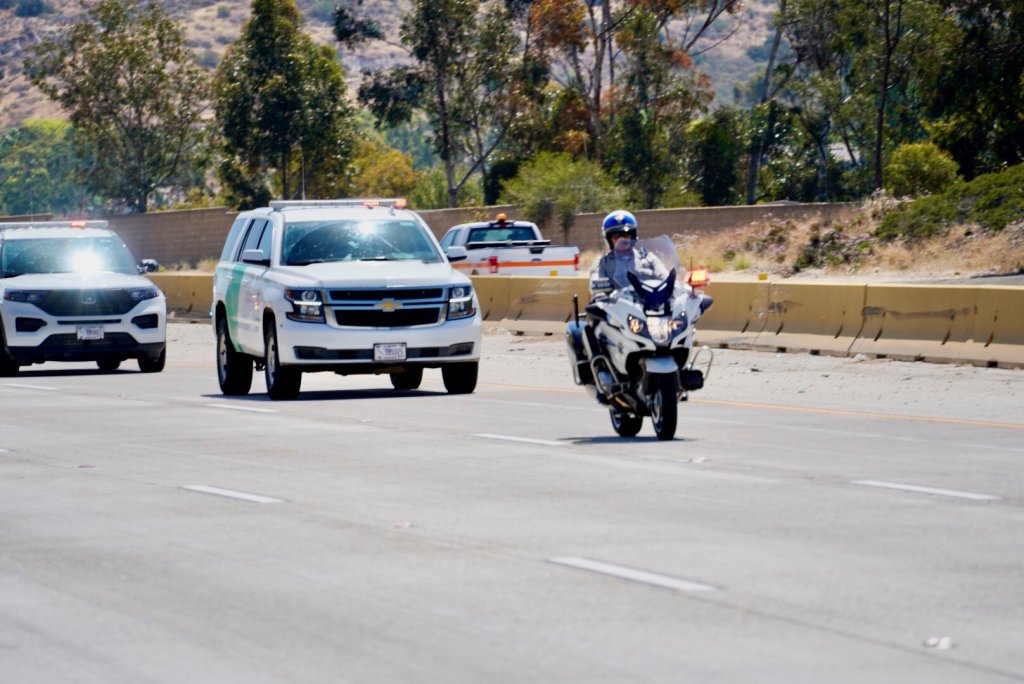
[334,307,442,328]
[327,287,448,328]
[37,290,136,316]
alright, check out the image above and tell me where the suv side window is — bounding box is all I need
[221,217,250,262]
[240,219,270,260]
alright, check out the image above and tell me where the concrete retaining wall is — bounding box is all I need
[90,201,859,266]
[147,272,1024,368]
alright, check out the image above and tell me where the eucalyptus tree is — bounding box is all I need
[355,0,526,207]
[215,0,356,207]
[25,0,209,213]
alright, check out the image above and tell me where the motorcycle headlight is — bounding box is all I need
[284,288,325,322]
[447,285,475,320]
[647,316,672,344]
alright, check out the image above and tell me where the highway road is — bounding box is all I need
[2,322,1023,683]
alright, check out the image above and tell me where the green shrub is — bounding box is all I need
[878,162,1024,240]
[885,142,960,198]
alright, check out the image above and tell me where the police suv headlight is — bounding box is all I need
[447,285,475,320]
[127,286,161,302]
[285,288,325,323]
[2,290,47,305]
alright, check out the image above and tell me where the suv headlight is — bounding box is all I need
[447,285,475,320]
[2,290,47,305]
[285,288,325,323]
[127,286,161,302]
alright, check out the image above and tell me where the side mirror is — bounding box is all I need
[138,258,160,273]
[446,245,468,262]
[241,249,270,266]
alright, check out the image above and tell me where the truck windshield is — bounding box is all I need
[468,226,537,242]
[282,219,441,266]
[0,237,138,277]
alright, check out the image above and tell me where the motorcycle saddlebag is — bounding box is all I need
[565,320,594,385]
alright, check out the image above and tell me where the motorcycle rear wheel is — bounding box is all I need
[610,407,643,437]
[650,373,679,440]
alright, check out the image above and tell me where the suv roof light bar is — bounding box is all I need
[269,198,408,210]
[0,220,109,230]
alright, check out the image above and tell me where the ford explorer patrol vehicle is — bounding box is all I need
[0,220,167,376]
[213,199,482,399]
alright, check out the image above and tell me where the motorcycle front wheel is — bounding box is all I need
[650,373,679,440]
[610,407,643,437]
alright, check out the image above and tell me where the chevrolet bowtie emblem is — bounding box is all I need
[376,299,402,312]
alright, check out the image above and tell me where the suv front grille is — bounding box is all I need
[334,307,442,327]
[328,286,449,328]
[36,290,136,316]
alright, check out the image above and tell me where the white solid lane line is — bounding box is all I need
[852,480,1000,501]
[183,485,285,503]
[549,557,718,592]
[4,383,59,391]
[206,403,279,414]
[473,433,566,447]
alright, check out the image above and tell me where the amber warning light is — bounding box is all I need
[688,268,710,288]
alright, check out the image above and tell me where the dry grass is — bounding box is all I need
[581,205,1024,282]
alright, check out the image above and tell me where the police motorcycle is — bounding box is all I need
[566,236,714,440]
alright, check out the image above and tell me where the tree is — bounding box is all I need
[926,0,1024,179]
[25,0,210,213]
[605,3,713,208]
[499,152,628,241]
[0,119,93,216]
[356,0,523,208]
[215,0,356,206]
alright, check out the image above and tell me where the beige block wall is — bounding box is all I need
[70,202,859,268]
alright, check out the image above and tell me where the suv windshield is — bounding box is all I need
[0,237,138,277]
[282,219,441,266]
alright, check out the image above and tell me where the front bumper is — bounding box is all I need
[274,310,482,369]
[1,298,166,365]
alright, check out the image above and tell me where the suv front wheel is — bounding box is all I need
[264,323,301,400]
[0,323,18,377]
[442,361,478,394]
[217,317,252,395]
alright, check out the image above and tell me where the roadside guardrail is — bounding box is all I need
[147,274,1024,369]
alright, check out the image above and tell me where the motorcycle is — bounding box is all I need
[566,236,714,440]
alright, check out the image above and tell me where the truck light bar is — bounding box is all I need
[269,198,408,210]
[0,220,109,230]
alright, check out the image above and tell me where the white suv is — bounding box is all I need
[0,221,167,375]
[212,199,481,399]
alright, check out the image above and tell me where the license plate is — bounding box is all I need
[374,343,406,362]
[77,325,104,341]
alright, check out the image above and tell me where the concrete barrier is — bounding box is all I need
[470,276,513,322]
[144,272,1022,367]
[848,284,978,363]
[750,282,866,356]
[966,287,1024,368]
[496,276,588,334]
[147,273,213,318]
[695,280,770,348]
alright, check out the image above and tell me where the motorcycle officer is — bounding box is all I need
[589,210,669,298]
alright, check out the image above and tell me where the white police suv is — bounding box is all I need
[212,199,481,399]
[0,221,166,375]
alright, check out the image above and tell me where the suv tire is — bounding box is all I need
[217,317,252,395]
[390,367,423,390]
[442,361,478,394]
[138,347,166,373]
[264,323,301,400]
[0,324,18,377]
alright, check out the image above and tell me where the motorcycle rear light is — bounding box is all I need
[688,268,710,288]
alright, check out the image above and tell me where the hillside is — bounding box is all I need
[0,0,775,130]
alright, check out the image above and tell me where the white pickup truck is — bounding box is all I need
[439,215,581,276]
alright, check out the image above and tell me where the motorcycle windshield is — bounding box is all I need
[637,236,683,275]
[627,268,676,312]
